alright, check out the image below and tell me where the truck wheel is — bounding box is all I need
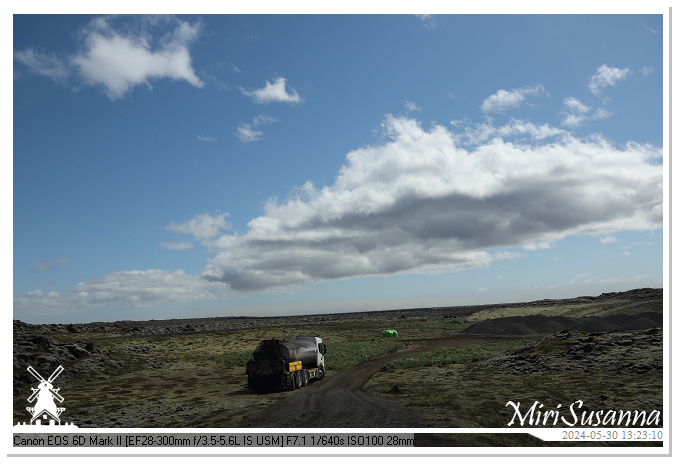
[288,373,296,391]
[301,370,309,387]
[317,367,325,381]
[295,370,303,389]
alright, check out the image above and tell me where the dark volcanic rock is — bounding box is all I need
[12,321,124,400]
[477,328,663,376]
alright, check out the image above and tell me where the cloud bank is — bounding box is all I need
[14,270,227,315]
[186,115,661,292]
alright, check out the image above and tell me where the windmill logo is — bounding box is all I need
[14,365,77,428]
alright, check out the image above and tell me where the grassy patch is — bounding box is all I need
[380,339,532,371]
[204,332,404,371]
[366,366,663,429]
[521,376,541,389]
[207,351,253,368]
[325,337,402,371]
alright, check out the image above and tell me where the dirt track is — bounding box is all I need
[249,335,511,428]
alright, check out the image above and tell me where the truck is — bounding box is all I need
[246,336,327,391]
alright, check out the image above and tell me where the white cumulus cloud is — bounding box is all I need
[14,16,204,100]
[72,17,204,100]
[166,212,231,242]
[236,114,276,143]
[481,85,547,113]
[561,97,612,128]
[240,77,301,104]
[405,101,423,112]
[589,64,631,96]
[236,125,264,143]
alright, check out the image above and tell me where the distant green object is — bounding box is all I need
[382,329,398,338]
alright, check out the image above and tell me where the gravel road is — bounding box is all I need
[248,335,509,428]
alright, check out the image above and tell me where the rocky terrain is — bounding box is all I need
[363,327,663,442]
[477,327,663,377]
[15,287,661,338]
[13,287,664,437]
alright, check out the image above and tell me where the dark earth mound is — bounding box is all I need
[462,311,662,336]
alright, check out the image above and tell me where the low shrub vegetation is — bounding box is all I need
[326,337,402,371]
[380,339,531,371]
[209,351,253,368]
[205,335,402,371]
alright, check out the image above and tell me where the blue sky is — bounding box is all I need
[12,12,666,324]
